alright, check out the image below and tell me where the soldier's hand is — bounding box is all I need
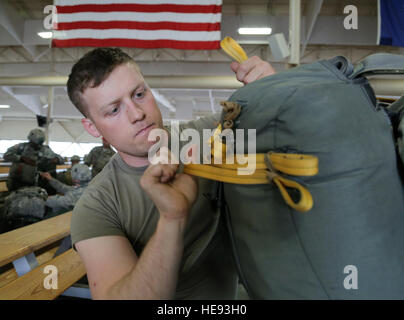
[20,156,37,166]
[230,56,276,84]
[140,148,198,221]
[39,172,52,180]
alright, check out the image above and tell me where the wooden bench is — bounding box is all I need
[0,164,71,175]
[0,211,90,300]
[0,181,7,192]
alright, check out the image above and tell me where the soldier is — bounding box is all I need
[56,155,80,186]
[84,137,115,178]
[3,128,63,192]
[37,146,65,195]
[40,163,91,216]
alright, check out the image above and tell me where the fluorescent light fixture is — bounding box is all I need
[238,27,272,35]
[0,105,10,109]
[38,32,53,39]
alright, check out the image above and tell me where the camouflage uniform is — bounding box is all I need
[56,155,80,186]
[3,129,63,192]
[46,164,91,216]
[2,186,49,232]
[84,146,115,178]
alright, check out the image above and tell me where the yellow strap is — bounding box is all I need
[183,164,269,185]
[183,152,318,212]
[220,37,248,63]
[272,176,314,212]
[212,153,318,176]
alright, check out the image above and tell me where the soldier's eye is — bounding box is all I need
[109,105,119,115]
[133,88,146,100]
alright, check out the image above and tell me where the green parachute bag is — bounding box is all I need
[219,54,404,299]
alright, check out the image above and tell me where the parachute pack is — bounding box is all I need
[185,53,404,299]
[4,186,48,221]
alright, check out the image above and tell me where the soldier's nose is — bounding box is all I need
[126,102,145,123]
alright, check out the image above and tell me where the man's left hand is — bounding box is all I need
[231,56,276,84]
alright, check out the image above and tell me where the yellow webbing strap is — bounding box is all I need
[183,124,319,212]
[220,36,248,62]
[183,153,318,212]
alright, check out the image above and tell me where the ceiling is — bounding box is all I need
[0,0,401,144]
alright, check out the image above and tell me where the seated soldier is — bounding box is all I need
[39,164,91,217]
[56,155,81,185]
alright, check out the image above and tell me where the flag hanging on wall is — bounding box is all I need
[377,0,404,47]
[52,0,222,50]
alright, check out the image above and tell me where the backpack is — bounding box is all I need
[4,186,48,220]
[185,53,404,299]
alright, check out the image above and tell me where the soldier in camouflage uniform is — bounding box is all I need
[56,155,80,186]
[40,163,91,216]
[84,137,115,178]
[3,129,64,193]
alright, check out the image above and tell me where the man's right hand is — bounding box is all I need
[140,148,198,222]
[39,172,52,180]
[20,156,37,166]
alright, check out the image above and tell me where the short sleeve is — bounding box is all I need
[70,185,125,250]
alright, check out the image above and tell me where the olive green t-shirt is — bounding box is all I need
[71,115,238,299]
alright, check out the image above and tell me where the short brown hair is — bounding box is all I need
[67,47,140,117]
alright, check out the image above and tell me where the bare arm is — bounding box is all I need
[76,149,197,299]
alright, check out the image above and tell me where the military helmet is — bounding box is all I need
[71,155,80,163]
[71,164,91,182]
[27,129,45,145]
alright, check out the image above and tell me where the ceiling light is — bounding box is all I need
[0,105,10,109]
[238,27,272,35]
[38,32,53,39]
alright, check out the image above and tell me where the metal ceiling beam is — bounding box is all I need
[0,76,243,89]
[0,76,403,96]
[289,0,301,66]
[0,0,37,60]
[1,86,42,115]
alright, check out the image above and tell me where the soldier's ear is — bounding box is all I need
[81,118,101,138]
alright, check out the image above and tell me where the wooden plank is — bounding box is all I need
[0,164,69,174]
[0,167,9,174]
[0,249,87,300]
[0,181,7,192]
[0,241,62,288]
[0,212,72,268]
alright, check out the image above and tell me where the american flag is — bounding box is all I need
[377,0,404,47]
[52,0,222,50]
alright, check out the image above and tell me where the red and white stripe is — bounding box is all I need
[52,0,222,50]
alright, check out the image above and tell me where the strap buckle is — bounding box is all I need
[264,152,280,182]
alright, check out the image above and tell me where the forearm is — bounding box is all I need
[48,178,73,194]
[105,216,186,299]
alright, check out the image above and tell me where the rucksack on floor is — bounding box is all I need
[185,53,404,299]
[4,186,48,220]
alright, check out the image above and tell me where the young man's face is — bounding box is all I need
[81,62,163,165]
